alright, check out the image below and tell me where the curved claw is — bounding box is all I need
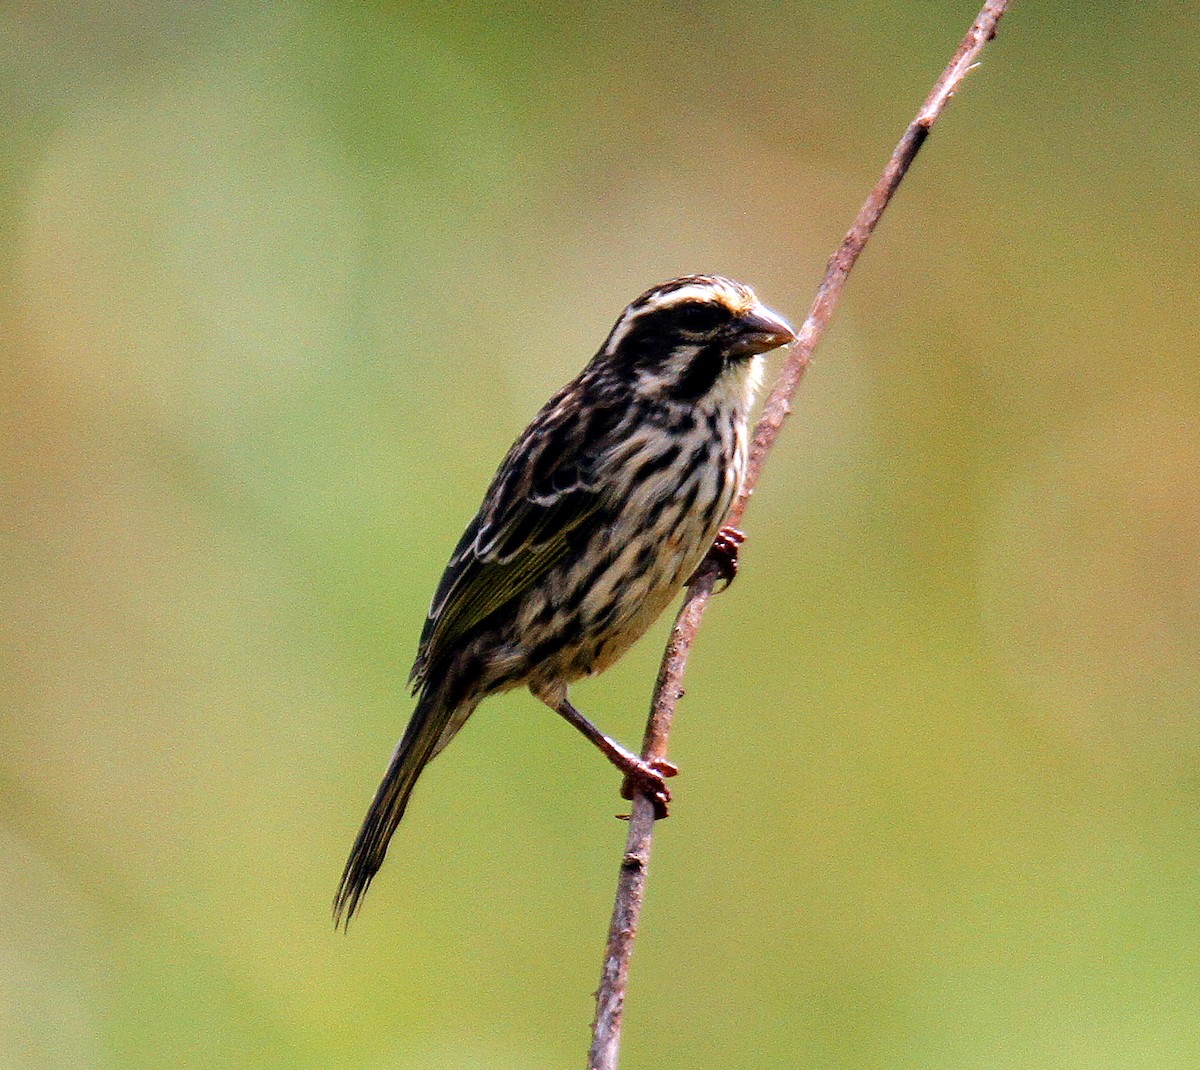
[688,526,746,591]
[619,757,678,819]
[649,757,679,778]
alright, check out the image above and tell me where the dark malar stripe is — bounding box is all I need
[666,343,725,401]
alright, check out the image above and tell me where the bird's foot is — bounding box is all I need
[688,526,745,592]
[619,757,679,819]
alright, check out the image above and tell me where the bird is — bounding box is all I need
[334,274,795,926]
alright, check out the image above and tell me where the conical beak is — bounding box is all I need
[730,304,797,357]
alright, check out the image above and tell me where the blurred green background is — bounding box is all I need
[3,3,1199,1068]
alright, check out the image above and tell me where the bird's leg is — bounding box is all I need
[549,696,677,818]
[687,525,745,591]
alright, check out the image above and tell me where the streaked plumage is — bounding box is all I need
[335,275,794,925]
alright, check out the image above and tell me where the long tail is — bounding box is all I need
[334,685,459,928]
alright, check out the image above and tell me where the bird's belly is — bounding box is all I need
[518,479,730,688]
[585,521,713,670]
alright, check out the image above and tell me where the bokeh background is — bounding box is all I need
[3,3,1199,1068]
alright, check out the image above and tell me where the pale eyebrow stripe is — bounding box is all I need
[602,279,754,357]
[641,284,727,311]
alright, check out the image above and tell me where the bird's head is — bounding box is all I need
[596,275,795,405]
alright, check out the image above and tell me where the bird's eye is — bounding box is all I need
[671,302,726,333]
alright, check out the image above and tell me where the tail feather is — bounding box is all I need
[334,688,450,928]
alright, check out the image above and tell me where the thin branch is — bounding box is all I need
[587,3,1012,1067]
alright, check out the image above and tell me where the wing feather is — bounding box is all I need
[409,392,619,690]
